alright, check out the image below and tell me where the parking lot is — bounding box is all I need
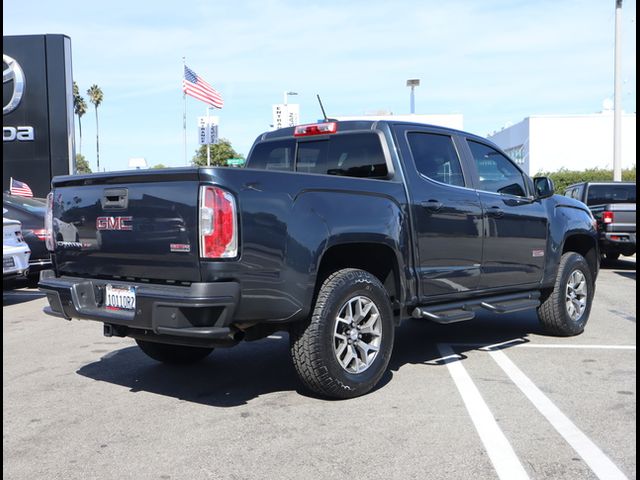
[3,258,636,480]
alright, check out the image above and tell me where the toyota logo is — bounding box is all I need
[3,54,25,115]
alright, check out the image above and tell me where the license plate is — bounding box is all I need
[3,256,15,271]
[104,284,136,311]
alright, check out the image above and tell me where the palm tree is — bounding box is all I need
[87,84,104,171]
[72,82,87,156]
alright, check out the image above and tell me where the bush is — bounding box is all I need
[535,167,636,193]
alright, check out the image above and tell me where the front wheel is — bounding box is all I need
[136,340,213,364]
[290,268,395,399]
[537,252,594,336]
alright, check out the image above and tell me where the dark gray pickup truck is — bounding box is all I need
[564,181,636,261]
[40,120,599,398]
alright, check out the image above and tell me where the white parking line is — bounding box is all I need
[449,339,636,351]
[436,343,530,480]
[488,348,629,480]
[514,344,636,350]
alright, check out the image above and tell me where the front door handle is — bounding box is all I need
[487,206,504,218]
[421,200,443,212]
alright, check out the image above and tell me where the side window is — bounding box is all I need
[296,133,388,178]
[467,140,528,197]
[564,187,574,198]
[406,132,465,187]
[245,140,295,171]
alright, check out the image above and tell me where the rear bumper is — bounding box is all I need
[38,270,241,346]
[599,232,636,254]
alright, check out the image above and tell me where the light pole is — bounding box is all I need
[284,91,298,105]
[613,0,623,181]
[406,79,420,114]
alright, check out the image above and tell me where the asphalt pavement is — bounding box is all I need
[3,257,636,480]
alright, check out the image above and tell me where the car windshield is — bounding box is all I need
[586,184,636,206]
[3,194,46,214]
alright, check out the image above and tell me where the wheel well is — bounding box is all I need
[563,235,598,278]
[316,243,401,313]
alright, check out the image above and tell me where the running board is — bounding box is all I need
[412,291,540,324]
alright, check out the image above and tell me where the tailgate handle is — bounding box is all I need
[101,188,129,210]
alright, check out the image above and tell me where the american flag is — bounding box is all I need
[183,65,224,109]
[9,178,33,197]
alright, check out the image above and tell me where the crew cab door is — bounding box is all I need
[394,125,483,299]
[462,138,548,289]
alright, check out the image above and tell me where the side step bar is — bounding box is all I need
[412,291,541,324]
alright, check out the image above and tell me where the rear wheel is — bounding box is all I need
[290,268,395,399]
[605,252,620,261]
[537,252,594,336]
[136,340,213,364]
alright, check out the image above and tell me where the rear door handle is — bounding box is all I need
[487,206,504,218]
[421,200,443,212]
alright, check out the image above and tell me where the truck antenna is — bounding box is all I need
[317,94,329,122]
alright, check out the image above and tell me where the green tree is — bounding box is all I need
[535,167,636,193]
[72,82,88,155]
[192,139,243,167]
[151,163,168,169]
[75,153,92,174]
[86,84,104,171]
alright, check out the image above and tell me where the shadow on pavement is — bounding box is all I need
[77,309,547,407]
[600,257,636,271]
[2,287,45,306]
[614,271,636,280]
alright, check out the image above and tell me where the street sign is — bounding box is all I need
[226,158,245,166]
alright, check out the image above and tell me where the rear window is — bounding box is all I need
[586,184,636,206]
[246,133,388,179]
[3,194,46,215]
[245,139,295,171]
[297,133,388,178]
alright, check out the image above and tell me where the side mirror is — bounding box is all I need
[533,176,555,199]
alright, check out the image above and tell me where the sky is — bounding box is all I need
[3,0,637,172]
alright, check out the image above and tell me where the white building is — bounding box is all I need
[335,113,464,130]
[487,111,636,175]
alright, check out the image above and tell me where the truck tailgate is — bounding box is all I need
[51,171,201,282]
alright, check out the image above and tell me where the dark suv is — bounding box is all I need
[3,194,52,282]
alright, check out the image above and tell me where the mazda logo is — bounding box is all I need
[3,54,25,115]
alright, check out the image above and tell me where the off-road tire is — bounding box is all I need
[136,340,213,364]
[537,252,594,336]
[290,268,394,399]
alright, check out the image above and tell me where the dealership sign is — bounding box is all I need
[272,103,299,130]
[3,35,75,197]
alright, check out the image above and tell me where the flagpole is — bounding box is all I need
[182,57,187,166]
[206,106,211,167]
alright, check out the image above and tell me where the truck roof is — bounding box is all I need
[257,120,491,145]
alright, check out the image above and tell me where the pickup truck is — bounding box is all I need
[564,181,636,261]
[39,120,599,399]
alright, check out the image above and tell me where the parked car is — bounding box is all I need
[3,216,31,281]
[40,120,599,398]
[2,193,52,280]
[563,182,636,260]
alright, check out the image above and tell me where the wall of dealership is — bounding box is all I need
[487,111,637,175]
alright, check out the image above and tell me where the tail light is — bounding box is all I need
[30,229,48,241]
[199,186,238,258]
[602,211,614,224]
[45,192,55,251]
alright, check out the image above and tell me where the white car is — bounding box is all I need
[3,217,31,280]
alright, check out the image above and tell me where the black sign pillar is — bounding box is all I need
[3,34,75,197]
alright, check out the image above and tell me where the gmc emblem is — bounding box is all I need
[96,216,133,231]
